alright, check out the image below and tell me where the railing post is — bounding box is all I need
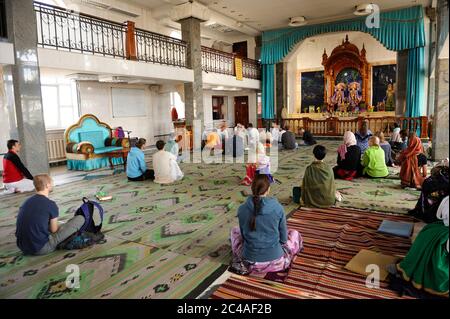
[125,20,137,60]
[420,116,428,138]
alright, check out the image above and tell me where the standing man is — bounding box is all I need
[2,140,34,193]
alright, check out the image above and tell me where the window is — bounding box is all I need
[41,83,78,129]
[212,96,226,120]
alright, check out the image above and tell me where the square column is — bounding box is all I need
[180,17,204,129]
[4,0,48,174]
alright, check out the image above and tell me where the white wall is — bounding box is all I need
[285,31,397,113]
[203,90,257,129]
[77,81,160,145]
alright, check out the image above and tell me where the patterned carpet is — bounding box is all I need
[0,141,421,299]
[211,207,415,299]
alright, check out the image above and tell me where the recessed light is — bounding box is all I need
[354,3,375,16]
[289,16,307,27]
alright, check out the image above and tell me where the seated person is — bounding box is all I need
[299,128,317,146]
[234,123,247,140]
[218,122,229,143]
[15,174,85,255]
[280,126,297,150]
[396,133,427,189]
[390,122,402,147]
[355,121,373,153]
[301,145,336,208]
[361,136,389,178]
[127,138,154,182]
[204,129,222,150]
[153,140,183,184]
[2,139,34,193]
[278,127,286,143]
[230,174,302,274]
[225,134,245,158]
[375,131,395,167]
[270,123,280,144]
[333,131,361,181]
[247,123,259,150]
[241,143,274,186]
[408,159,449,223]
[390,196,448,298]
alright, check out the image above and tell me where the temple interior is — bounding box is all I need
[0,0,448,300]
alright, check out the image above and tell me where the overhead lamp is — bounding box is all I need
[288,16,307,27]
[354,3,376,16]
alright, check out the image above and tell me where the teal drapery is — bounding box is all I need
[262,64,275,119]
[260,5,426,119]
[406,46,425,117]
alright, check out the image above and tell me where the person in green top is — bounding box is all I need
[301,145,336,208]
[361,136,389,178]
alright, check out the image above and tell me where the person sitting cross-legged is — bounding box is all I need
[2,139,34,193]
[361,136,389,178]
[396,132,428,190]
[301,145,337,208]
[153,140,183,184]
[127,138,154,182]
[15,174,85,255]
[230,174,302,275]
[333,131,361,181]
[355,121,373,154]
[280,126,297,150]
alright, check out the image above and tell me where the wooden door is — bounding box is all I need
[234,96,249,127]
[232,41,248,59]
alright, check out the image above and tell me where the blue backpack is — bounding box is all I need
[75,197,104,233]
[58,198,104,250]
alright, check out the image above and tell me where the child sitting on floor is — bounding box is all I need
[241,143,274,186]
[230,174,302,275]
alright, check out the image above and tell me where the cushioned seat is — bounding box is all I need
[93,146,123,154]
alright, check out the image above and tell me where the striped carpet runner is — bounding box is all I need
[212,206,415,299]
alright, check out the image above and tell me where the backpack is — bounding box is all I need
[57,198,104,250]
[75,197,104,233]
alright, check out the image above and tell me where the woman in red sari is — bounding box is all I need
[396,133,428,189]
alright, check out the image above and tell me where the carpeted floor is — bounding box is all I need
[0,141,421,299]
[211,206,416,299]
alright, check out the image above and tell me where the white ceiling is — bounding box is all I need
[128,0,431,32]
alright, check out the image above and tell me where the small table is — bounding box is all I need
[106,149,128,170]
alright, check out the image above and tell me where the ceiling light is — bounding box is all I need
[354,3,376,15]
[289,16,307,27]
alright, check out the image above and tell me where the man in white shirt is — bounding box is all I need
[270,123,280,144]
[247,123,259,150]
[153,140,183,184]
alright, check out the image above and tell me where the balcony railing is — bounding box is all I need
[201,46,261,79]
[135,28,187,67]
[33,2,261,79]
[35,1,127,58]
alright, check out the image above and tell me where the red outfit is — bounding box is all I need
[2,151,33,183]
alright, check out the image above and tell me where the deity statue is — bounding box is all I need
[330,83,346,112]
[384,83,395,111]
[348,82,362,111]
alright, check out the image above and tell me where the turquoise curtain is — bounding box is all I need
[262,64,275,119]
[260,5,426,118]
[406,46,425,117]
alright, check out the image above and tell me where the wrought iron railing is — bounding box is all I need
[135,28,187,67]
[34,1,126,58]
[201,46,235,76]
[33,2,261,78]
[201,46,261,79]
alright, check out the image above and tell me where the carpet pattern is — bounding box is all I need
[0,141,420,298]
[211,207,415,299]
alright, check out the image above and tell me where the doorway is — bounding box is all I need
[232,41,248,59]
[234,96,249,127]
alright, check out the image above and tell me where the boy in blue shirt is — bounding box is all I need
[126,138,154,181]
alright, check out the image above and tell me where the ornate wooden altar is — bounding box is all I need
[322,35,370,108]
